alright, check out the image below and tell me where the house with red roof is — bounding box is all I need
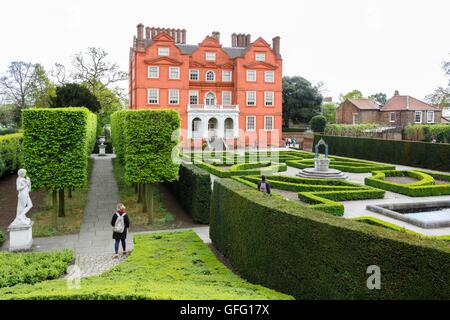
[336,91,442,126]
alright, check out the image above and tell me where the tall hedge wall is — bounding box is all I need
[0,133,23,178]
[210,178,450,299]
[22,108,97,190]
[167,163,211,223]
[314,134,450,171]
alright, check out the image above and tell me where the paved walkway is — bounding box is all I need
[3,154,210,277]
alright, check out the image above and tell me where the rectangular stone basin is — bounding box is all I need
[366,200,450,229]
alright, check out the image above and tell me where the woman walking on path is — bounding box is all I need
[111,203,130,258]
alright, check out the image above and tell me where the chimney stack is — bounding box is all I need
[176,29,182,43]
[181,29,186,43]
[212,31,220,43]
[246,34,251,47]
[394,90,400,96]
[145,27,150,39]
[231,33,237,47]
[272,36,280,57]
[137,23,144,40]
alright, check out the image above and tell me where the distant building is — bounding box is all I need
[128,24,283,148]
[336,91,442,126]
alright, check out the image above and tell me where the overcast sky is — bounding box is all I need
[0,0,449,101]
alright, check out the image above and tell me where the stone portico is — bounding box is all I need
[187,104,239,139]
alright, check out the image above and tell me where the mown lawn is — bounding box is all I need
[0,231,293,300]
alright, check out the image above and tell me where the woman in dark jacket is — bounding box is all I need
[111,203,130,258]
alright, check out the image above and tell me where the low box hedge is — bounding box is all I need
[210,178,450,299]
[0,133,23,178]
[234,175,385,216]
[195,161,287,178]
[286,156,395,173]
[365,170,450,196]
[167,163,211,223]
[314,134,450,171]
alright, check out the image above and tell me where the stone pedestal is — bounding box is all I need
[8,222,33,251]
[314,158,330,172]
[98,144,106,156]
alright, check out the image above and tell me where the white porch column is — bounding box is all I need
[202,116,209,139]
[234,115,239,138]
[217,115,224,138]
[187,115,192,139]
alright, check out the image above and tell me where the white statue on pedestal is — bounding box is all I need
[13,169,33,225]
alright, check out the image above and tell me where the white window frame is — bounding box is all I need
[246,70,256,82]
[189,69,199,81]
[169,67,180,80]
[222,70,232,82]
[148,88,159,105]
[389,112,396,123]
[168,89,179,105]
[206,70,215,81]
[426,111,434,123]
[205,92,216,105]
[205,51,216,61]
[222,91,232,105]
[264,116,274,131]
[264,91,274,106]
[246,91,256,106]
[414,111,422,123]
[255,52,266,61]
[352,113,358,125]
[148,66,159,79]
[189,90,199,105]
[158,47,170,56]
[246,116,256,131]
[264,71,274,83]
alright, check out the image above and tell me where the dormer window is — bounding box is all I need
[158,47,170,56]
[205,52,216,61]
[255,52,266,61]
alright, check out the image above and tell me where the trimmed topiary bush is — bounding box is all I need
[167,163,211,223]
[0,132,23,178]
[314,134,450,171]
[210,178,450,299]
[309,115,327,132]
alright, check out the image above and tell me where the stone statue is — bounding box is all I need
[13,169,33,225]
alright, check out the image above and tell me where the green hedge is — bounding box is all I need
[0,249,73,288]
[0,231,291,300]
[195,161,287,178]
[404,124,450,143]
[365,170,450,196]
[110,110,127,163]
[315,134,450,171]
[210,178,450,299]
[324,124,380,137]
[167,163,211,223]
[22,108,97,190]
[234,175,384,216]
[0,133,23,178]
[286,156,395,173]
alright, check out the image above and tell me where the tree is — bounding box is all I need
[368,92,387,105]
[322,103,337,124]
[90,81,124,131]
[282,76,323,126]
[71,47,127,94]
[425,87,450,109]
[0,62,53,124]
[339,90,364,102]
[31,64,56,108]
[50,83,101,113]
[0,105,17,128]
[310,115,327,132]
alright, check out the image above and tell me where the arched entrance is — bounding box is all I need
[224,117,234,138]
[208,117,218,138]
[192,117,202,139]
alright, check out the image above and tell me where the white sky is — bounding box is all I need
[0,0,449,101]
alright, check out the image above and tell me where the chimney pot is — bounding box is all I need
[394,90,400,96]
[231,33,237,47]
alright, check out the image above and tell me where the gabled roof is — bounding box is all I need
[348,99,381,110]
[381,95,438,111]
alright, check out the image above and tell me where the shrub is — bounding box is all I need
[0,231,291,300]
[309,115,327,132]
[324,124,380,137]
[0,133,23,178]
[0,231,4,245]
[314,134,450,171]
[365,170,450,196]
[233,175,384,216]
[210,178,450,299]
[0,249,73,288]
[167,163,211,223]
[195,161,287,178]
[50,83,101,113]
[404,124,450,143]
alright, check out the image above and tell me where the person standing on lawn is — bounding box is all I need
[111,203,130,258]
